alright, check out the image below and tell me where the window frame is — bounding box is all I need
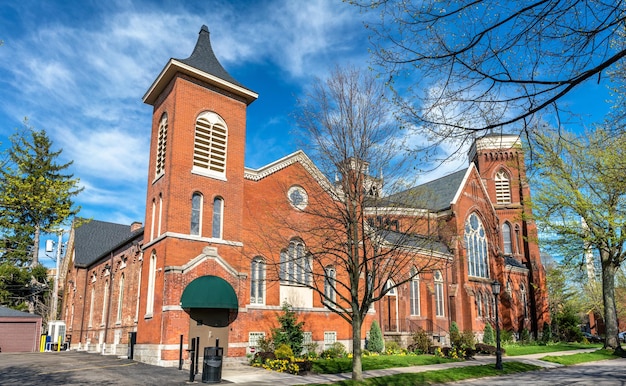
[146,252,157,317]
[250,256,266,305]
[434,271,445,317]
[212,197,224,239]
[502,222,513,255]
[410,268,420,316]
[191,192,203,236]
[465,213,490,278]
[495,170,511,204]
[324,266,337,305]
[279,239,311,285]
[155,113,168,178]
[193,111,228,179]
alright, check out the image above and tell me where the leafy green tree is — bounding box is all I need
[0,122,82,267]
[271,302,305,356]
[366,320,384,353]
[483,323,494,345]
[531,127,626,350]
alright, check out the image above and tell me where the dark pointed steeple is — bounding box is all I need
[178,25,243,89]
[143,25,257,106]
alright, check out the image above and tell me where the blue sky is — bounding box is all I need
[0,1,614,264]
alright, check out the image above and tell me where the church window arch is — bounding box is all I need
[191,192,203,236]
[155,112,167,178]
[465,213,489,278]
[495,170,511,204]
[193,111,228,179]
[250,257,266,305]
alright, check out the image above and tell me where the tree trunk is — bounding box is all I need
[601,250,621,349]
[351,313,363,381]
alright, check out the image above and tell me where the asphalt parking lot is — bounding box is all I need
[0,351,193,385]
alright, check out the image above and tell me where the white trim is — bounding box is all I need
[244,150,334,192]
[142,232,243,249]
[143,59,258,105]
[164,246,242,279]
[162,305,183,312]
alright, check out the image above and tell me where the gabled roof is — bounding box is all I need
[385,168,468,212]
[244,150,334,191]
[0,305,41,318]
[73,219,143,268]
[143,25,258,105]
[377,229,451,256]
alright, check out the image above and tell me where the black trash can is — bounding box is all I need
[202,346,223,383]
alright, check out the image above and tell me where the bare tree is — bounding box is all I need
[245,66,449,380]
[530,126,626,350]
[351,0,625,154]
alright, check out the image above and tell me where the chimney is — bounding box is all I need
[130,222,143,232]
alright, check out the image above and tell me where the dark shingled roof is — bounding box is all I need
[73,219,143,268]
[0,305,41,318]
[177,25,245,89]
[377,229,451,255]
[385,168,468,212]
[505,256,527,269]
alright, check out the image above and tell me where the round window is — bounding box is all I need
[288,186,308,210]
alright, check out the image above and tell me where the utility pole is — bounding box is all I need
[48,231,64,321]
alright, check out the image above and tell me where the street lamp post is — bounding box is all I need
[491,280,503,370]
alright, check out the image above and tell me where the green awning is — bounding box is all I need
[180,275,238,309]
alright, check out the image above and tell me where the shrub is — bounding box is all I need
[501,329,514,344]
[274,343,294,360]
[256,335,274,353]
[483,323,494,345]
[303,342,319,357]
[321,342,347,359]
[541,322,552,344]
[519,328,531,344]
[409,328,432,354]
[367,320,384,353]
[385,340,401,354]
[272,302,305,355]
[475,343,506,355]
[251,351,276,365]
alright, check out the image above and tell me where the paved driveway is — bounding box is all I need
[0,351,191,385]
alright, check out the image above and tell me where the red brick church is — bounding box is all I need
[60,26,549,366]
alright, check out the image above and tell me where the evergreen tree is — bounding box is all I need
[483,323,494,345]
[0,123,82,267]
[367,320,384,353]
[0,122,82,314]
[271,302,305,356]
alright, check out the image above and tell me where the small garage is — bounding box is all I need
[0,306,42,352]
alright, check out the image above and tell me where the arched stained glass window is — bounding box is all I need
[502,222,513,255]
[410,268,420,316]
[191,192,202,236]
[280,239,311,285]
[465,213,489,278]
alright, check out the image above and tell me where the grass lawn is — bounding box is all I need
[312,354,459,374]
[540,348,626,365]
[503,342,603,356]
[306,362,541,386]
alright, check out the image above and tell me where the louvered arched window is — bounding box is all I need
[193,111,228,178]
[155,113,168,178]
[495,170,511,204]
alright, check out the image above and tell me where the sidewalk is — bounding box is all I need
[220,348,600,385]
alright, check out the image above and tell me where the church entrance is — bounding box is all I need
[180,275,239,356]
